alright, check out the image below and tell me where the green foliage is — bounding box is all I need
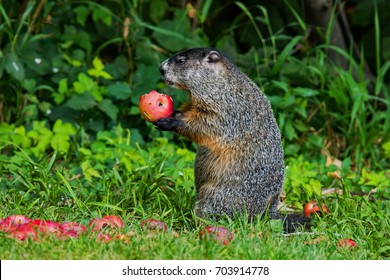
[0,122,196,226]
[284,157,323,208]
[0,0,389,260]
[0,0,389,168]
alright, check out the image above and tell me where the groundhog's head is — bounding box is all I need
[159,48,228,91]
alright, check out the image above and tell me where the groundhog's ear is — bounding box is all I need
[206,51,220,63]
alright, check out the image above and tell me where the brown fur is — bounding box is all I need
[155,48,309,232]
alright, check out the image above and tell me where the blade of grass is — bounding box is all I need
[46,151,57,173]
[272,35,302,75]
[12,0,34,50]
[256,5,276,62]
[137,21,201,46]
[75,0,121,22]
[0,4,11,28]
[282,0,306,33]
[57,171,85,210]
[200,0,213,23]
[235,1,268,65]
[325,3,337,46]
[317,44,360,70]
[374,0,381,96]
[86,202,123,211]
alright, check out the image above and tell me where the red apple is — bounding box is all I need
[103,215,124,228]
[96,233,112,243]
[139,90,173,123]
[0,222,18,233]
[89,216,124,232]
[60,230,79,238]
[59,221,87,238]
[199,226,233,245]
[10,224,38,241]
[3,214,30,226]
[89,218,110,232]
[303,201,330,217]
[29,219,60,235]
[337,238,357,248]
[140,218,167,232]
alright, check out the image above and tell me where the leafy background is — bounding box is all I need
[0,0,389,258]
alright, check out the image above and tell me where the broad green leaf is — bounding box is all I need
[66,92,95,110]
[283,95,296,108]
[74,6,89,26]
[58,79,68,94]
[74,73,95,93]
[294,105,307,118]
[92,6,112,26]
[150,0,168,22]
[271,80,289,92]
[284,119,297,140]
[81,160,101,182]
[4,53,25,81]
[92,57,104,71]
[51,133,70,154]
[88,67,113,79]
[98,99,118,121]
[22,79,36,93]
[382,141,390,159]
[78,147,92,156]
[293,87,320,98]
[53,120,77,135]
[107,83,132,100]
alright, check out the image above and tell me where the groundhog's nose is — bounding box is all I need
[159,65,165,76]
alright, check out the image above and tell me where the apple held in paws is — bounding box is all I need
[139,90,173,123]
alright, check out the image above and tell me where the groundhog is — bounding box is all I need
[156,47,308,232]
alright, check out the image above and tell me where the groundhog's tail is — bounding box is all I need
[282,214,311,233]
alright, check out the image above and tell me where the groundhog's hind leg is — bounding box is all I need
[195,183,242,219]
[267,193,310,233]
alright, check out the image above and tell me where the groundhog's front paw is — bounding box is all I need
[154,117,180,131]
[171,110,182,118]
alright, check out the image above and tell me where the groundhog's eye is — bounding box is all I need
[176,57,187,64]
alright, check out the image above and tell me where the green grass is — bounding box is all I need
[0,139,389,260]
[0,196,388,260]
[0,0,389,261]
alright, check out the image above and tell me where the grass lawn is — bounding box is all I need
[0,188,388,260]
[0,137,389,260]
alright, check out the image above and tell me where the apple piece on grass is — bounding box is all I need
[89,218,110,232]
[113,233,131,243]
[96,233,112,243]
[3,214,31,226]
[199,226,233,245]
[303,201,330,217]
[103,215,124,228]
[89,216,124,232]
[139,90,173,123]
[59,221,87,238]
[0,222,18,233]
[337,238,357,248]
[29,219,60,235]
[10,224,38,241]
[140,218,167,232]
